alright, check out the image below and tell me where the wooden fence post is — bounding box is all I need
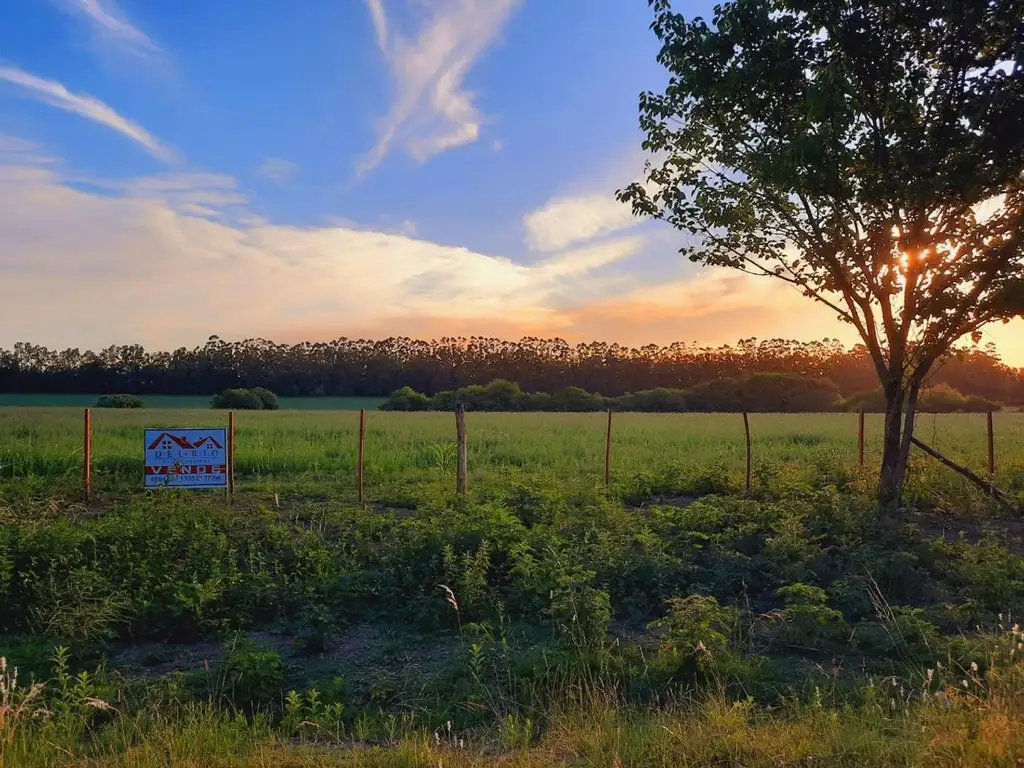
[987,411,995,475]
[84,407,92,500]
[743,411,751,496]
[228,410,236,500]
[604,408,613,487]
[358,408,366,503]
[455,404,468,496]
[858,410,865,467]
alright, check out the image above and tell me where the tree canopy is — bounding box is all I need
[619,0,1024,501]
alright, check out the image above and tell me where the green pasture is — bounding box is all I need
[1,408,1021,503]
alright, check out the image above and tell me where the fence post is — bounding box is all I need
[455,404,468,496]
[743,411,751,496]
[987,411,995,475]
[228,410,236,500]
[84,407,92,500]
[358,408,366,503]
[858,410,865,467]
[604,408,613,487]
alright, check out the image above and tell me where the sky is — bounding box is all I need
[1,0,1021,365]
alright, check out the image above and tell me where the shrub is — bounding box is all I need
[477,379,522,411]
[616,387,689,412]
[685,378,745,412]
[223,642,284,710]
[775,583,847,648]
[549,386,607,412]
[550,583,612,646]
[651,594,737,671]
[515,391,553,411]
[250,387,280,410]
[845,384,1002,413]
[738,373,841,412]
[380,386,431,411]
[96,394,145,409]
[211,388,265,410]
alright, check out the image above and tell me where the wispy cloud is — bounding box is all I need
[523,193,639,252]
[256,158,298,183]
[57,0,160,58]
[0,66,179,163]
[358,0,520,175]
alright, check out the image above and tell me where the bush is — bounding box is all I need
[549,386,607,412]
[738,373,841,412]
[650,594,737,672]
[616,387,689,412]
[845,384,1002,413]
[375,374,847,413]
[95,394,145,409]
[223,642,284,710]
[211,388,265,410]
[517,391,553,411]
[685,378,744,412]
[250,387,280,410]
[380,386,431,411]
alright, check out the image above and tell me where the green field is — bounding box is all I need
[2,409,1023,766]
[1,407,1022,501]
[0,393,386,409]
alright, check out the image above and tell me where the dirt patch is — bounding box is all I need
[918,516,1024,553]
[111,641,225,678]
[629,494,699,514]
[372,503,417,519]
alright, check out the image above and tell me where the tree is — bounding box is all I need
[619,0,1024,503]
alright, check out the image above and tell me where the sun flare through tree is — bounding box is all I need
[619,0,1024,503]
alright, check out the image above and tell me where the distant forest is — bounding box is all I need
[2,336,1022,404]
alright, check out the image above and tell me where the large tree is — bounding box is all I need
[619,0,1024,503]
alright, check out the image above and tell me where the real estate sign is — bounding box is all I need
[144,428,229,489]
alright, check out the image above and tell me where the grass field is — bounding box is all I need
[1,407,1022,503]
[2,408,1023,766]
[0,393,386,409]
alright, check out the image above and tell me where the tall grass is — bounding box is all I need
[3,634,1024,766]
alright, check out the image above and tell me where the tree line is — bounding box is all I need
[1,336,1021,404]
[381,376,1002,413]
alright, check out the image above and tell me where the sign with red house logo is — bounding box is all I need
[144,428,229,489]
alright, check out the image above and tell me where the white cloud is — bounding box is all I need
[0,147,644,349]
[523,193,639,252]
[366,0,389,52]
[56,0,160,58]
[358,0,520,174]
[0,66,179,163]
[3,145,1021,361]
[256,158,298,182]
[534,235,646,279]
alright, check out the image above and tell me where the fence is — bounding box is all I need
[74,407,1014,502]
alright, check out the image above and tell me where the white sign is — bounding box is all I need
[144,428,229,489]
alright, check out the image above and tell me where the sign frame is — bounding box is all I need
[144,427,230,490]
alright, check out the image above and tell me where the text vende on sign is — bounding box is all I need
[144,428,229,489]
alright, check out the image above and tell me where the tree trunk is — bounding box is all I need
[877,379,921,506]
[877,382,905,505]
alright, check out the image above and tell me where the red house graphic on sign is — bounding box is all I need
[193,436,224,449]
[147,433,224,451]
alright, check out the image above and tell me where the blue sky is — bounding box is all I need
[1,0,668,255]
[2,0,1019,361]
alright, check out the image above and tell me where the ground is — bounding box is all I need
[1,408,1023,766]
